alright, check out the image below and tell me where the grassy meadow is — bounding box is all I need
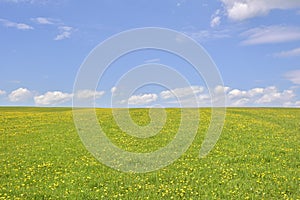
[0,107,299,199]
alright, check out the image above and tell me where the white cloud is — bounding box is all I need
[31,17,54,25]
[54,26,74,41]
[0,90,6,96]
[34,91,73,106]
[8,88,32,102]
[274,47,300,58]
[248,88,264,96]
[30,18,74,41]
[161,85,229,107]
[3,85,299,107]
[210,16,221,28]
[164,85,298,107]
[111,87,117,94]
[240,26,300,45]
[59,26,72,31]
[210,9,221,28]
[198,94,211,101]
[285,70,300,84]
[160,86,204,99]
[222,86,297,106]
[184,29,230,42]
[0,18,33,30]
[220,0,300,21]
[228,87,264,99]
[75,90,104,100]
[127,93,158,105]
[0,0,27,3]
[0,0,54,4]
[222,0,269,21]
[144,58,160,63]
[231,98,250,106]
[255,86,295,104]
[228,89,247,98]
[214,85,230,94]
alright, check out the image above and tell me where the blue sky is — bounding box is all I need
[0,0,300,107]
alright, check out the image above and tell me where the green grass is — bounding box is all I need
[0,107,299,199]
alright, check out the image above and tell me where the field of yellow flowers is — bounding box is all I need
[0,107,299,199]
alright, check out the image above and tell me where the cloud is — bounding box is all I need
[228,89,248,99]
[214,85,230,94]
[31,17,54,25]
[160,86,204,99]
[210,10,221,28]
[255,87,295,104]
[30,17,75,41]
[285,70,300,84]
[75,90,105,100]
[161,85,228,107]
[0,18,33,30]
[231,98,250,106]
[34,91,73,106]
[0,0,54,4]
[226,86,298,106]
[3,85,299,107]
[162,85,299,107]
[144,58,161,63]
[225,86,297,106]
[0,0,29,3]
[210,16,221,28]
[54,26,74,40]
[8,88,32,102]
[111,87,117,94]
[240,26,300,45]
[274,47,300,58]
[126,93,158,105]
[220,0,300,21]
[0,90,6,96]
[228,87,264,99]
[183,29,230,42]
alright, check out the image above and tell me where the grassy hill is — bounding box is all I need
[0,107,299,199]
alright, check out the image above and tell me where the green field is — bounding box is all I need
[0,107,299,199]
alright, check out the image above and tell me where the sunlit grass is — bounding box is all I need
[0,107,299,199]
